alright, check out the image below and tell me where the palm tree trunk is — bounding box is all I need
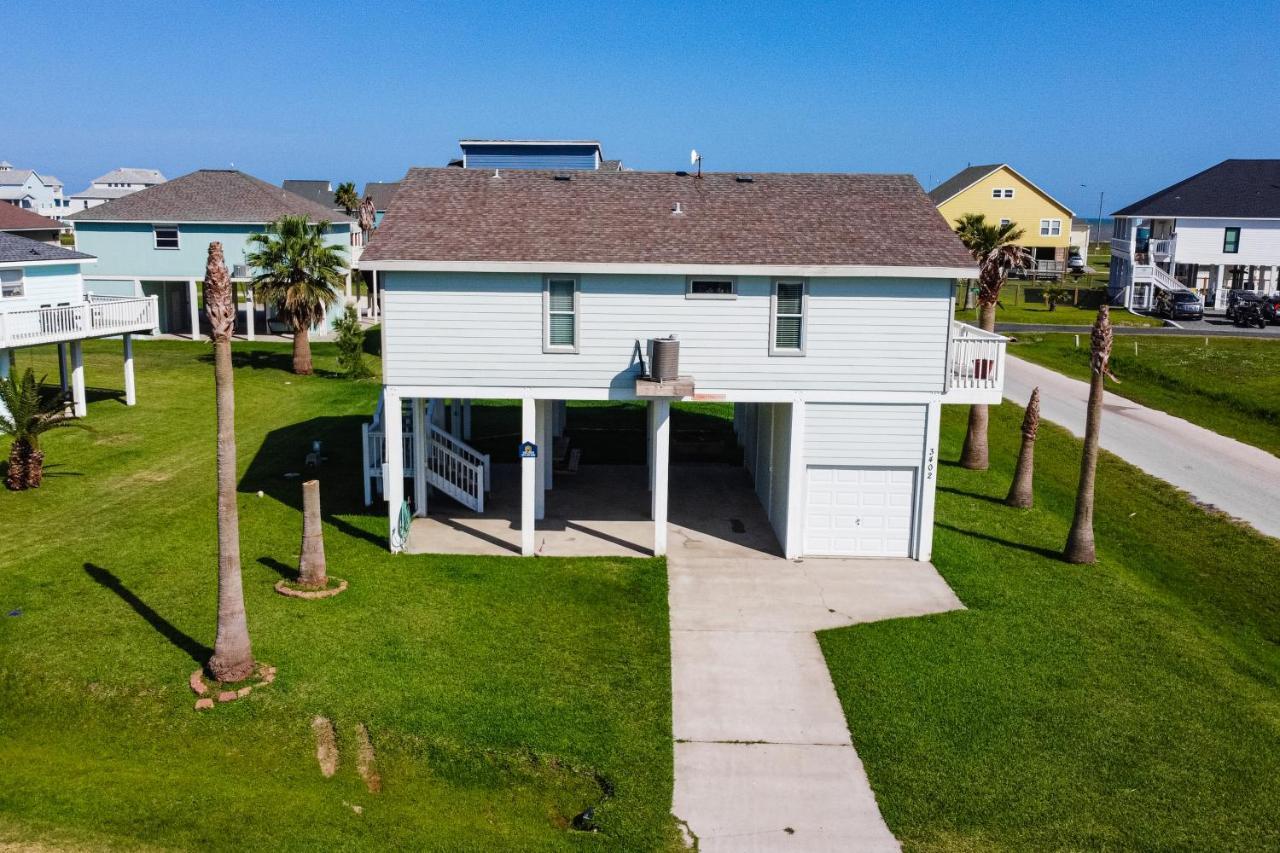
[1064,368,1103,563]
[7,440,29,491]
[1006,388,1040,508]
[960,301,999,470]
[298,479,328,588]
[208,328,255,681]
[292,324,314,375]
[24,446,44,489]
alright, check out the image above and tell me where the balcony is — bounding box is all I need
[945,321,1008,403]
[0,294,158,349]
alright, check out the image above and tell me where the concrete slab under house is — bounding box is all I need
[358,166,1007,562]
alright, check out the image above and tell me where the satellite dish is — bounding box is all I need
[690,149,701,165]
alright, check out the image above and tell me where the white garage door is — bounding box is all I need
[804,466,916,557]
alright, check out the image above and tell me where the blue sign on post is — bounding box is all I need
[519,441,538,459]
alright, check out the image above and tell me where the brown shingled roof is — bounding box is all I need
[67,170,353,224]
[363,168,975,270]
[0,204,64,233]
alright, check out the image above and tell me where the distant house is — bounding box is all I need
[1109,159,1280,310]
[0,205,65,245]
[67,168,167,214]
[0,232,156,417]
[67,169,356,338]
[0,162,68,219]
[929,164,1075,278]
[362,181,400,228]
[456,139,623,172]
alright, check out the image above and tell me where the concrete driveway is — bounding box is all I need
[668,519,963,852]
[1004,355,1280,539]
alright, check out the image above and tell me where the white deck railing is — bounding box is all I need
[1110,237,1133,257]
[948,321,1008,393]
[362,398,490,511]
[0,295,158,349]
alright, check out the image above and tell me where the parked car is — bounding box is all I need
[1224,289,1265,321]
[1155,289,1204,320]
[1235,299,1267,329]
[1067,254,1086,274]
[1261,293,1280,324]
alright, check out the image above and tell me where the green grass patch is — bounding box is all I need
[955,302,1162,327]
[1010,333,1280,457]
[0,340,679,851]
[820,403,1280,851]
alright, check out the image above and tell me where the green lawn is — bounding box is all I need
[954,302,1163,328]
[821,402,1280,851]
[0,340,679,851]
[1010,333,1280,457]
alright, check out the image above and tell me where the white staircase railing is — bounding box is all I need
[362,397,490,512]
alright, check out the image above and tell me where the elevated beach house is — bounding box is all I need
[930,164,1075,278]
[66,170,356,337]
[1108,159,1280,310]
[0,232,156,417]
[359,168,1007,560]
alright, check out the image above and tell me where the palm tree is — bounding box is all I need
[0,368,83,490]
[358,194,376,234]
[1064,305,1115,564]
[297,479,328,589]
[205,241,255,683]
[246,215,348,375]
[954,213,1031,470]
[334,181,360,216]
[1005,386,1040,508]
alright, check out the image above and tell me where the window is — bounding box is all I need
[543,276,578,352]
[0,269,24,298]
[1040,219,1062,237]
[1223,227,1240,253]
[686,277,736,299]
[991,187,1014,198]
[1000,218,1011,227]
[153,226,180,249]
[771,279,806,354]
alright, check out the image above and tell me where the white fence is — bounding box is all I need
[948,321,1008,393]
[0,295,158,348]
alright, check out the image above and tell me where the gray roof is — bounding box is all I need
[93,167,166,185]
[1113,160,1280,218]
[0,231,94,265]
[364,167,975,269]
[927,164,1001,205]
[362,181,400,211]
[71,185,139,200]
[282,179,339,209]
[67,170,353,224]
[0,168,38,186]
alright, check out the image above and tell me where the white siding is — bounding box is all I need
[1173,219,1280,266]
[382,271,952,394]
[0,264,85,312]
[805,403,928,466]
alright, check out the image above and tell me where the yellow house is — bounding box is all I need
[929,164,1075,275]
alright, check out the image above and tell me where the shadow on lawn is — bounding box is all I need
[937,485,1009,507]
[935,522,1064,561]
[83,563,211,664]
[197,348,341,378]
[240,415,383,548]
[257,556,297,582]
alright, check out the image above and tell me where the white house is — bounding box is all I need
[0,232,157,418]
[359,168,1007,561]
[1109,159,1280,310]
[67,168,167,214]
[0,162,67,220]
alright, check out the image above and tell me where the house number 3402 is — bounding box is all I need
[926,448,936,481]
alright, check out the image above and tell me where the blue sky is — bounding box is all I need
[9,0,1279,216]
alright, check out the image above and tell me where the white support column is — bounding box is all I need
[462,399,473,440]
[651,399,670,556]
[534,399,548,520]
[0,349,10,421]
[384,388,405,552]
[245,287,255,341]
[783,400,807,559]
[647,400,656,492]
[521,396,537,556]
[122,334,136,406]
[450,398,463,437]
[57,343,69,391]
[188,281,200,340]
[916,401,943,562]
[69,340,86,418]
[412,396,428,517]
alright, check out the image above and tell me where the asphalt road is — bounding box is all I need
[1003,355,1280,540]
[997,318,1280,338]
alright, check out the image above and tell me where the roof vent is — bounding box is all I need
[675,170,689,177]
[553,174,571,182]
[671,202,685,216]
[492,168,500,179]
[735,175,754,183]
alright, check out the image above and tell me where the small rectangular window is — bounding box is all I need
[1003,188,1014,198]
[686,277,736,299]
[544,276,578,352]
[0,269,24,298]
[1040,219,1062,237]
[771,279,806,355]
[991,188,1001,198]
[1000,218,1011,227]
[1223,227,1240,253]
[154,226,180,249]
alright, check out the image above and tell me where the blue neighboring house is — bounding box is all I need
[456,139,622,172]
[67,169,356,338]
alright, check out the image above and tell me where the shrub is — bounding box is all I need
[1042,284,1071,311]
[333,305,373,379]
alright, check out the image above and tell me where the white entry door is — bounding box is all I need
[804,466,916,557]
